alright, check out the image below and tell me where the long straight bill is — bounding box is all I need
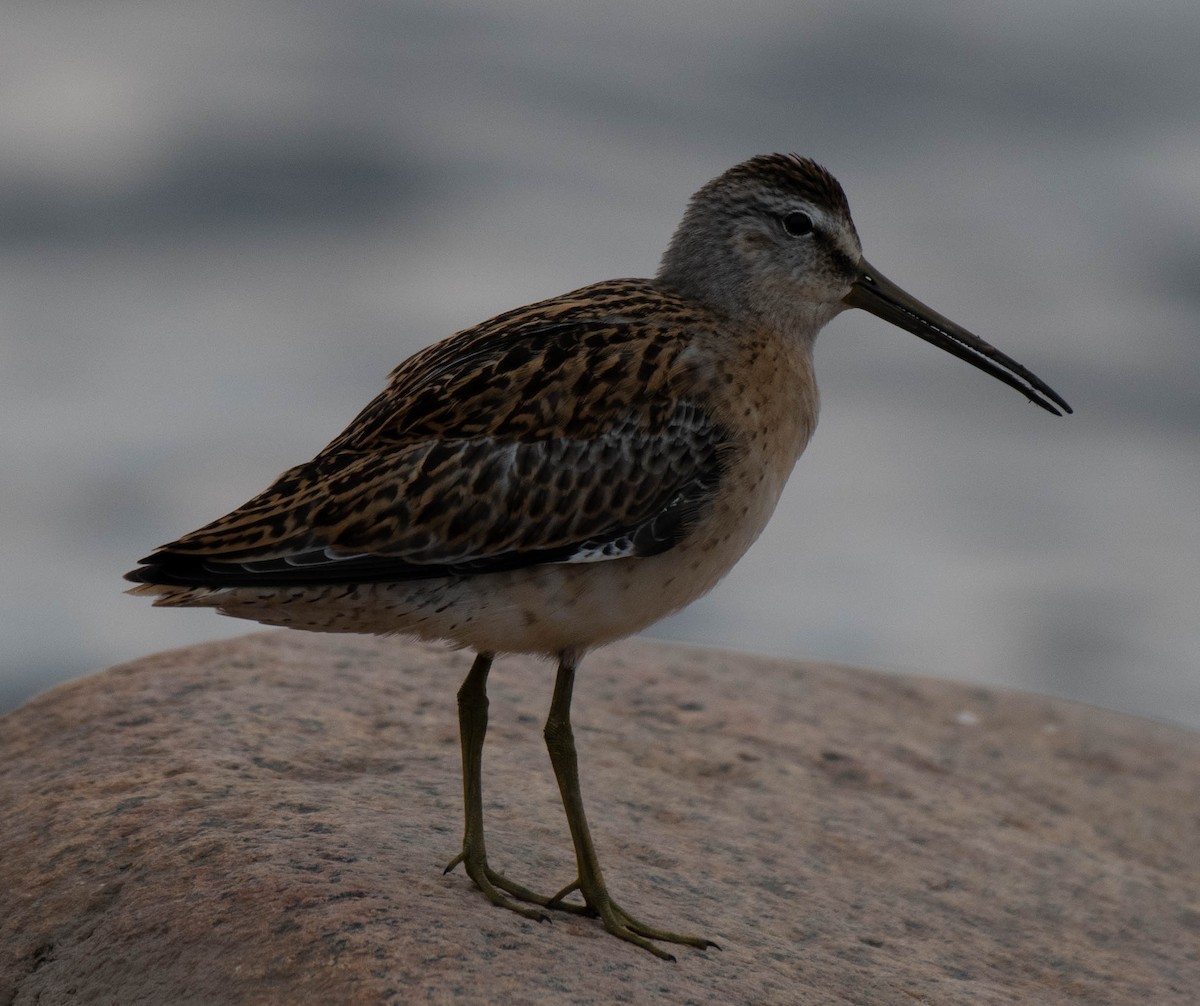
[843,260,1071,416]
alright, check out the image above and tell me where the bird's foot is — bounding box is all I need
[549,878,719,961]
[444,849,593,921]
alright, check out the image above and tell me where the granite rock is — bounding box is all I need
[2,632,1198,1004]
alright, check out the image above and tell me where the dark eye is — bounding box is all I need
[781,211,814,237]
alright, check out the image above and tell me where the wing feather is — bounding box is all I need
[127,281,730,589]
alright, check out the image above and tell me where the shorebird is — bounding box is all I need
[127,154,1070,959]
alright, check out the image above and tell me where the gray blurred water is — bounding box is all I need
[3,1,1198,727]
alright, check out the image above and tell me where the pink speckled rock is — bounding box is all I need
[2,632,1198,1004]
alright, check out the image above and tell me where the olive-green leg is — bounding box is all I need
[443,651,588,919]
[542,656,718,961]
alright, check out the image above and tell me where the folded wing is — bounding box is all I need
[126,285,729,588]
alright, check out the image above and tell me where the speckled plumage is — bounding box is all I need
[127,154,1069,957]
[127,273,821,655]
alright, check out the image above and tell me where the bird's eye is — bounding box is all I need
[781,211,814,237]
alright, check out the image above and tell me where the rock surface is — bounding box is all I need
[2,631,1198,1005]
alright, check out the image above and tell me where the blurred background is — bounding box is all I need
[2,0,1197,727]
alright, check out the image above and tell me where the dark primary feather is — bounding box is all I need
[126,279,730,589]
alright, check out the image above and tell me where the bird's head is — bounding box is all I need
[658,154,1070,415]
[659,153,862,334]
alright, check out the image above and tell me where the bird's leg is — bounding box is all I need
[543,656,718,960]
[443,651,589,920]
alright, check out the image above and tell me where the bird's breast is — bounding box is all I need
[682,319,821,504]
[655,322,821,586]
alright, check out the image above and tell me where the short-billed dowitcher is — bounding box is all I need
[127,154,1070,959]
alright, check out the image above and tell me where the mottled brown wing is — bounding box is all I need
[127,282,729,588]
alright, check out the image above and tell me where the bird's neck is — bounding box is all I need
[656,246,755,321]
